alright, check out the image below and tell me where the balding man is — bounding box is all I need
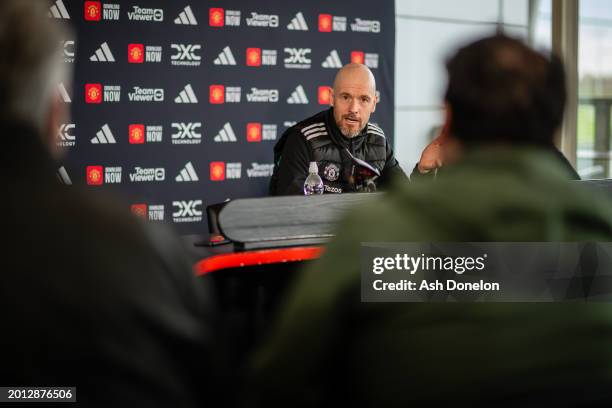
[269,64,406,195]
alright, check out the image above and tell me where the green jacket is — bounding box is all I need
[249,147,612,407]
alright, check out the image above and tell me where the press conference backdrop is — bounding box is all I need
[52,0,395,234]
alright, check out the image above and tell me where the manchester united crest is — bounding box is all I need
[323,163,340,182]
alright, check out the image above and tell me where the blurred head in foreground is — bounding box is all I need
[0,0,70,158]
[0,2,221,406]
[441,34,566,161]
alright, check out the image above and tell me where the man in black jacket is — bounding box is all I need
[270,64,406,195]
[0,2,222,406]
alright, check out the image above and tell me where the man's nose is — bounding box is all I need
[349,98,359,112]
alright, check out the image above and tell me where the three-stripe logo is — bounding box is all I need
[48,0,70,19]
[214,123,237,142]
[367,123,385,138]
[175,84,198,103]
[214,46,236,65]
[287,85,309,104]
[90,42,115,62]
[322,50,342,68]
[301,122,327,141]
[57,166,72,185]
[174,6,198,25]
[91,124,116,144]
[57,83,71,103]
[287,12,308,30]
[175,162,199,182]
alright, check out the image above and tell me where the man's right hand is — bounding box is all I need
[417,135,445,174]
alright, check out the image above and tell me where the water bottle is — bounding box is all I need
[304,161,324,195]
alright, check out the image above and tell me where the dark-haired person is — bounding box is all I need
[249,35,612,406]
[269,63,405,195]
[412,38,580,180]
[0,2,223,406]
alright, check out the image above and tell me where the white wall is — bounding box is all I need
[393,0,529,168]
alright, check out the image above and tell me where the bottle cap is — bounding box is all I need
[308,161,318,174]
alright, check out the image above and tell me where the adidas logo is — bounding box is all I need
[91,124,116,144]
[57,82,71,103]
[287,85,309,104]
[175,162,199,182]
[322,50,342,68]
[48,0,70,19]
[90,42,115,62]
[287,12,308,30]
[174,5,198,25]
[175,84,198,103]
[57,166,72,185]
[214,123,237,142]
[214,46,236,65]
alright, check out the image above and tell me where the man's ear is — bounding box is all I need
[330,89,334,107]
[371,92,378,113]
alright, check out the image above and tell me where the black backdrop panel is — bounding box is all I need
[55,0,395,234]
